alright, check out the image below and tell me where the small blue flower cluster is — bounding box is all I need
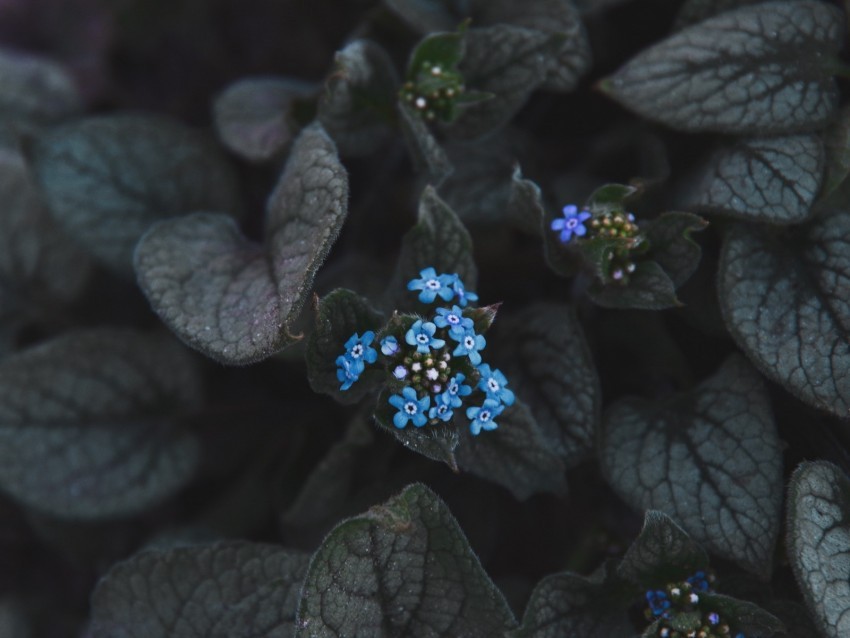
[335,267,514,436]
[645,571,744,638]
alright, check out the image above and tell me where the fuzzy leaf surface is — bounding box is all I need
[295,483,516,637]
[719,210,850,416]
[601,356,782,578]
[688,135,823,224]
[30,114,242,275]
[398,101,453,186]
[673,0,774,29]
[91,542,310,638]
[601,1,844,134]
[135,124,348,365]
[643,211,707,287]
[588,261,680,310]
[0,47,80,123]
[0,329,201,519]
[787,461,850,638]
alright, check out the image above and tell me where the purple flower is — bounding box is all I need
[477,364,515,406]
[445,374,472,408]
[344,331,378,365]
[451,328,486,366]
[433,305,472,337]
[466,399,504,435]
[407,267,455,304]
[405,319,445,354]
[551,204,591,243]
[388,386,430,428]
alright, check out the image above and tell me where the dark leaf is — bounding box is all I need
[30,114,242,276]
[600,355,783,578]
[456,400,568,500]
[407,29,465,74]
[587,260,680,310]
[600,1,844,134]
[508,571,633,638]
[295,483,517,637]
[0,328,201,519]
[673,0,774,29]
[91,542,310,638]
[787,461,850,638]
[305,288,385,404]
[439,138,515,224]
[686,135,824,224]
[718,210,850,417]
[398,101,453,185]
[587,183,640,210]
[0,47,80,124]
[496,303,599,467]
[823,105,850,198]
[319,40,398,158]
[213,77,318,162]
[382,0,456,33]
[617,510,710,589]
[644,211,707,287]
[135,123,348,365]
[700,593,785,637]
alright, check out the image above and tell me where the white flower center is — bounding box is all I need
[448,382,458,395]
[425,279,440,290]
[404,402,418,415]
[448,314,460,324]
[479,410,491,422]
[487,378,500,392]
[437,405,448,415]
[417,334,429,344]
[350,344,363,357]
[464,336,475,348]
[566,218,578,229]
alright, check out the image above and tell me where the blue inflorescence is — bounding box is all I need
[335,268,514,436]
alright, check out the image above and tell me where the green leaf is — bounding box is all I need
[787,461,850,638]
[398,101,453,185]
[822,105,850,198]
[135,123,348,365]
[643,211,707,287]
[495,303,599,467]
[718,210,850,417]
[617,510,709,589]
[213,76,318,162]
[587,183,640,211]
[455,400,568,499]
[0,47,81,124]
[687,135,824,224]
[385,185,477,312]
[30,114,242,276]
[91,542,310,638]
[600,1,844,134]
[407,29,466,74]
[600,356,782,578]
[295,483,517,637]
[699,593,785,637]
[0,328,201,519]
[319,40,398,158]
[587,261,680,310]
[508,571,633,638]
[305,288,385,404]
[453,25,566,139]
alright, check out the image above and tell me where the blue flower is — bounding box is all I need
[407,267,455,304]
[448,275,478,307]
[380,335,399,356]
[388,386,430,429]
[686,571,711,592]
[336,355,364,391]
[477,364,515,406]
[466,399,503,435]
[445,374,472,408]
[551,204,592,243]
[645,590,670,618]
[405,319,445,353]
[451,328,486,366]
[344,331,378,365]
[428,392,454,422]
[393,365,408,380]
[433,305,472,336]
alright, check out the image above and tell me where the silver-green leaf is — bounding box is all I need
[0,47,81,125]
[134,123,349,365]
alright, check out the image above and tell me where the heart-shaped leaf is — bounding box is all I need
[718,209,850,417]
[687,135,824,224]
[600,1,844,134]
[295,483,517,636]
[213,76,318,162]
[135,123,348,365]
[588,260,680,310]
[0,328,201,519]
[600,355,783,578]
[30,114,242,276]
[0,47,81,124]
[787,461,850,638]
[455,400,568,499]
[643,211,707,288]
[91,542,310,638]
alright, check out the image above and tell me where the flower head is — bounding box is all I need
[551,204,592,243]
[433,305,473,336]
[451,328,486,366]
[336,355,364,391]
[407,267,455,304]
[448,275,478,307]
[445,373,473,408]
[405,319,445,354]
[477,364,515,406]
[466,399,503,435]
[388,386,430,429]
[344,331,378,365]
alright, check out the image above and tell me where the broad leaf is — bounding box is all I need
[0,47,80,124]
[643,211,707,288]
[319,40,398,158]
[398,101,453,186]
[823,105,850,198]
[673,0,774,29]
[91,542,310,638]
[600,1,844,134]
[213,77,318,162]
[600,356,782,578]
[587,261,680,310]
[305,288,385,404]
[699,593,785,637]
[135,123,348,365]
[30,114,242,276]
[0,328,201,519]
[439,138,515,224]
[719,209,850,416]
[687,135,823,224]
[787,461,850,638]
[295,483,517,637]
[382,0,456,34]
[495,303,599,467]
[455,400,568,500]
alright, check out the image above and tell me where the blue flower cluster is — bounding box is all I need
[335,268,514,437]
[644,571,744,638]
